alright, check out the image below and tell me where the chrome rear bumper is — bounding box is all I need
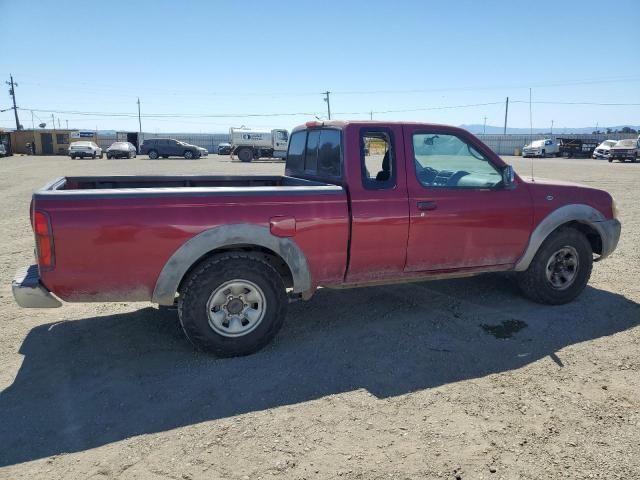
[12,265,62,308]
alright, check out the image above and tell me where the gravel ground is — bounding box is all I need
[0,154,638,480]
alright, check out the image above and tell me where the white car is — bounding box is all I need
[69,141,103,159]
[522,139,560,158]
[592,140,617,160]
[0,143,7,157]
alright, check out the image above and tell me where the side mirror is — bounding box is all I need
[502,165,515,189]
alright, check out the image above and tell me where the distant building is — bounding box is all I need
[9,129,98,155]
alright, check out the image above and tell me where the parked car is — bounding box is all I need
[522,139,560,158]
[12,121,621,357]
[0,143,7,157]
[217,142,232,155]
[592,140,618,159]
[197,147,208,157]
[106,142,137,159]
[609,139,639,163]
[68,141,103,159]
[139,138,202,159]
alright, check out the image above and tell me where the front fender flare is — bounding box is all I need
[152,224,312,305]
[514,204,610,272]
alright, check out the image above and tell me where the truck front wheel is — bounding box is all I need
[238,148,253,163]
[516,227,592,305]
[178,253,288,357]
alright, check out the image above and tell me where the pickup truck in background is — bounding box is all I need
[609,138,639,163]
[522,138,560,158]
[13,121,621,357]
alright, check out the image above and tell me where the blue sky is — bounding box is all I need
[1,0,639,133]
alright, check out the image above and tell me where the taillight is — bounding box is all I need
[33,211,55,270]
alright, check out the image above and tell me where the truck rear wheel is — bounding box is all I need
[516,227,592,305]
[238,148,253,163]
[178,253,288,357]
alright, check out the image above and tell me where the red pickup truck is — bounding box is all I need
[13,121,621,357]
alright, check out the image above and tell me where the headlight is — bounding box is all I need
[611,197,619,219]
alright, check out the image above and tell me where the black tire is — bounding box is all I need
[540,149,546,158]
[516,227,593,305]
[238,148,253,163]
[148,150,159,159]
[608,158,613,163]
[178,253,288,357]
[128,151,133,159]
[107,153,112,159]
[92,153,96,159]
[184,150,194,159]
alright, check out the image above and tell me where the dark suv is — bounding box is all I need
[140,138,202,159]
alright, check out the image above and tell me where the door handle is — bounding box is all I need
[417,201,437,211]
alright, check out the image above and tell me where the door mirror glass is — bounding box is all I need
[502,165,515,188]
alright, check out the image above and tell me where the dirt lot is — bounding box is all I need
[0,154,638,480]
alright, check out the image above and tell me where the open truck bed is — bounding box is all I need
[40,174,339,194]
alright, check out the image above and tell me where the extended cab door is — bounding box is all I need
[403,125,532,272]
[345,124,411,282]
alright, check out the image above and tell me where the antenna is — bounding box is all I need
[529,88,534,182]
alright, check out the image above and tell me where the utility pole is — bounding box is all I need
[51,114,56,132]
[323,91,331,120]
[31,110,34,130]
[550,120,554,135]
[370,111,373,121]
[57,118,61,129]
[6,74,21,130]
[503,96,509,134]
[66,119,68,129]
[137,97,142,148]
[483,116,487,134]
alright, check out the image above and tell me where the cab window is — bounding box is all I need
[413,133,502,189]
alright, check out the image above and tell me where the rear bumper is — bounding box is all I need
[593,218,621,260]
[12,265,62,308]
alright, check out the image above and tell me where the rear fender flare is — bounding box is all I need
[514,204,606,271]
[152,224,312,305]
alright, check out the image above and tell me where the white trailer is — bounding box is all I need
[229,127,289,162]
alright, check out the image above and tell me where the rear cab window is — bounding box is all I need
[285,128,342,181]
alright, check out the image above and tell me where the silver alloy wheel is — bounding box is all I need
[206,279,266,337]
[185,150,193,159]
[545,246,579,290]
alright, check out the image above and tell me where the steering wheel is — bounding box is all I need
[416,163,438,185]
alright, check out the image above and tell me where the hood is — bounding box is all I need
[611,140,636,150]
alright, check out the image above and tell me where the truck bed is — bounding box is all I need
[40,175,339,196]
[32,174,349,303]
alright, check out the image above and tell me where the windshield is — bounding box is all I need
[603,141,617,147]
[615,140,635,147]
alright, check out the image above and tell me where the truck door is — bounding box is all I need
[403,125,532,272]
[345,125,411,282]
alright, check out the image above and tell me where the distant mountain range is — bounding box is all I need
[461,124,640,135]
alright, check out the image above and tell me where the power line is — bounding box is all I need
[12,98,640,122]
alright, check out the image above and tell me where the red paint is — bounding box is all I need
[30,121,616,303]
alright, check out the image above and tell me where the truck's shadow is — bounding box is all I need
[1,275,638,466]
